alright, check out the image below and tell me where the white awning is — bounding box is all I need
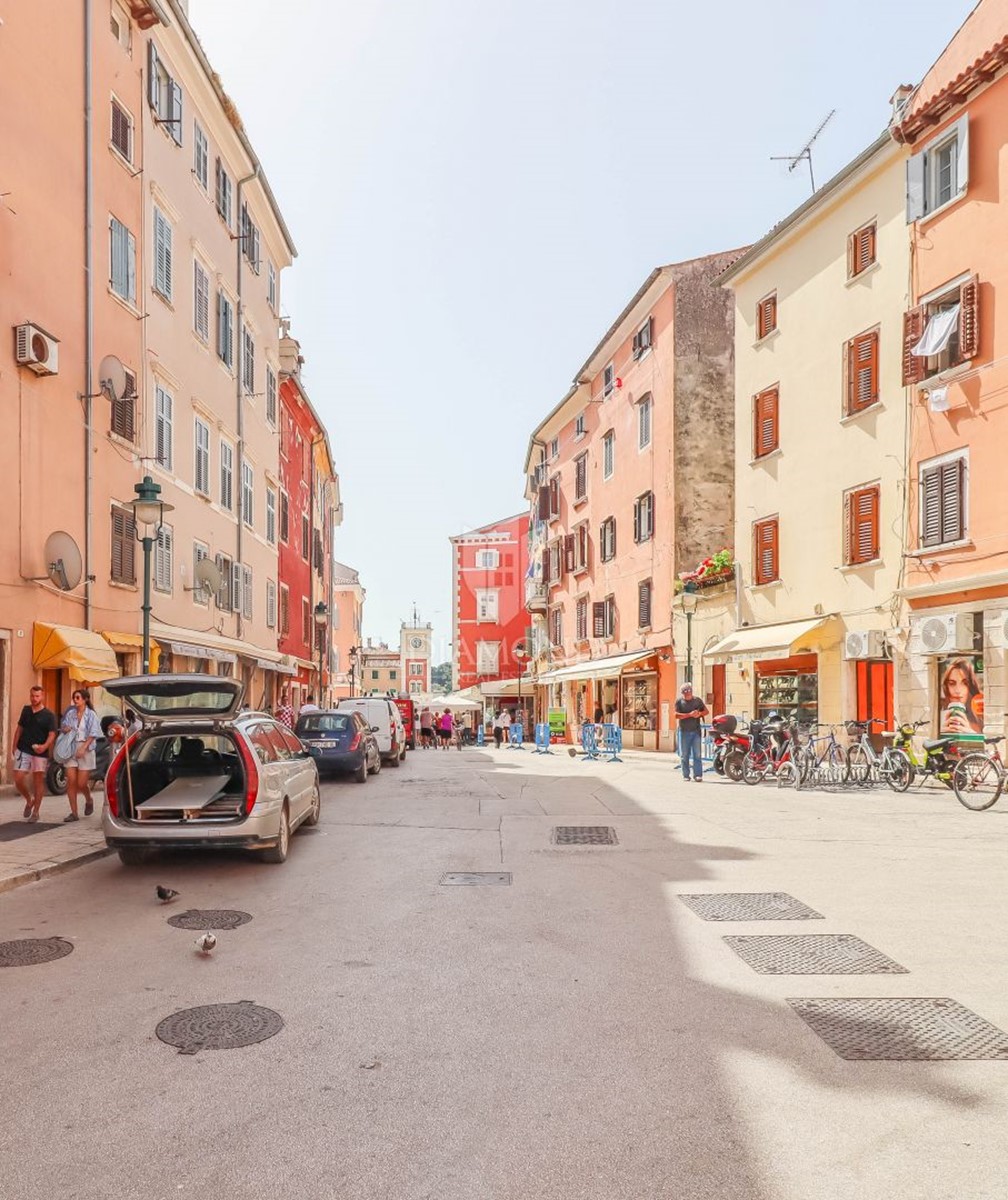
[538,649,653,683]
[705,617,836,662]
[913,303,959,357]
[165,640,237,665]
[479,676,536,698]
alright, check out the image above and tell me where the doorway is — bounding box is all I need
[856,659,894,749]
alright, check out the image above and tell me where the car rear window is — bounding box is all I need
[298,714,352,734]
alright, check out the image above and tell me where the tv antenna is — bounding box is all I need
[771,109,836,194]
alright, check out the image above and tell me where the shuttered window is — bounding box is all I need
[844,484,880,565]
[154,385,173,470]
[153,207,172,301]
[753,518,779,585]
[266,366,277,426]
[215,157,233,227]
[753,386,779,457]
[220,440,233,511]
[147,41,182,145]
[240,203,261,273]
[154,524,173,593]
[217,291,234,367]
[638,394,652,449]
[603,430,614,479]
[920,456,966,547]
[215,553,233,611]
[109,216,136,303]
[576,598,588,642]
[242,326,255,394]
[600,516,616,562]
[572,523,589,573]
[279,584,289,635]
[266,580,277,629]
[267,262,277,312]
[848,223,877,277]
[242,462,254,528]
[110,505,135,584]
[757,292,777,339]
[574,453,588,501]
[903,275,979,384]
[194,417,210,495]
[192,543,209,605]
[637,579,652,629]
[603,363,615,397]
[242,565,253,620]
[592,601,607,639]
[111,99,132,161]
[266,488,277,545]
[193,260,210,341]
[549,607,563,647]
[633,492,654,543]
[279,490,289,542]
[633,317,653,359]
[111,370,135,442]
[193,121,208,189]
[846,330,879,415]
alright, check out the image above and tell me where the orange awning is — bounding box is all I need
[33,623,119,683]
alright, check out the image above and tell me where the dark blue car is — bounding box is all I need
[295,711,381,783]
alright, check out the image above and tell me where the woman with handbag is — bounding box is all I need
[59,688,102,821]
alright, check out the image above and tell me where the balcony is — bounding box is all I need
[525,580,548,613]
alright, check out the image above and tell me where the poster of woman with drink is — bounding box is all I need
[938,656,984,734]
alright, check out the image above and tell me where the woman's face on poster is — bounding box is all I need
[945,668,970,703]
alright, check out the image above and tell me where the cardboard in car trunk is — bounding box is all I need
[135,774,230,812]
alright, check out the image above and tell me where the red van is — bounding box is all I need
[393,696,415,750]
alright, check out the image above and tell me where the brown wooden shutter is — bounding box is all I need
[848,332,879,413]
[757,294,777,339]
[754,518,778,584]
[592,602,606,638]
[959,274,980,359]
[537,486,550,521]
[638,580,652,628]
[753,388,778,456]
[549,476,559,518]
[575,454,587,500]
[842,491,851,565]
[111,396,135,441]
[541,546,551,584]
[111,506,136,584]
[564,534,576,573]
[941,458,965,542]
[633,498,640,543]
[578,524,588,570]
[850,486,880,564]
[920,465,942,546]
[902,306,925,386]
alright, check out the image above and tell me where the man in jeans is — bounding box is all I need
[12,684,57,821]
[674,682,709,782]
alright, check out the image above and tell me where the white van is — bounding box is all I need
[335,697,406,766]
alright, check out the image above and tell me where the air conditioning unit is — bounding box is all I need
[918,612,976,655]
[15,323,59,376]
[844,630,888,660]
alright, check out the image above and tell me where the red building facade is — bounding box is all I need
[450,513,530,692]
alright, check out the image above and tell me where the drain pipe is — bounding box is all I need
[733,559,743,628]
[83,0,94,629]
[234,166,259,642]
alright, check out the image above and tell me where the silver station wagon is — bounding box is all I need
[101,675,320,866]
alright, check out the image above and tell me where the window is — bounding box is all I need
[191,260,210,342]
[754,517,779,585]
[549,437,559,460]
[902,275,979,384]
[536,476,560,523]
[638,393,652,450]
[603,430,614,480]
[240,203,261,273]
[549,607,563,647]
[109,216,136,303]
[110,505,136,584]
[193,121,208,190]
[265,365,277,426]
[153,207,172,301]
[633,491,654,543]
[194,417,210,495]
[279,490,289,542]
[215,157,233,227]
[242,326,255,394]
[633,317,653,359]
[240,565,252,620]
[154,384,173,470]
[220,440,233,510]
[846,330,879,415]
[192,542,209,604]
[110,2,131,49]
[267,261,277,312]
[147,42,182,145]
[409,680,422,695]
[600,516,616,562]
[111,369,136,442]
[753,386,779,457]
[266,487,277,544]
[757,292,777,340]
[906,116,968,220]
[389,670,397,681]
[637,579,652,629]
[409,663,423,676]
[575,413,586,439]
[215,552,233,610]
[301,513,310,561]
[603,362,615,397]
[371,670,380,682]
[593,595,615,639]
[241,462,254,527]
[279,583,289,635]
[575,597,588,642]
[848,222,876,277]
[217,291,234,367]
[475,548,499,569]
[572,522,589,574]
[920,454,966,547]
[543,539,565,585]
[110,98,132,162]
[476,589,499,622]
[844,484,880,565]
[154,524,173,592]
[574,452,588,501]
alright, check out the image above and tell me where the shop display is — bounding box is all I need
[622,674,657,731]
[756,668,817,725]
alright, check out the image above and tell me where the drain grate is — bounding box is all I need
[166,909,253,931]
[789,997,1008,1061]
[440,872,512,886]
[678,893,823,921]
[155,1001,283,1055]
[724,934,908,975]
[551,826,618,846]
[0,937,74,968]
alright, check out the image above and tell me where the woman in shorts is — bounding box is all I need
[438,709,453,748]
[60,688,102,821]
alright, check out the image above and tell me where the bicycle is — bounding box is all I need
[952,737,1006,810]
[844,718,912,790]
[791,722,846,789]
[742,718,800,787]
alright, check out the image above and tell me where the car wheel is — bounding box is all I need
[389,750,400,768]
[371,752,381,775]
[356,758,368,783]
[304,782,321,825]
[399,745,407,762]
[46,761,67,796]
[117,847,149,866]
[262,803,290,864]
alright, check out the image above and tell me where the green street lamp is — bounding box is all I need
[314,601,328,706]
[348,644,359,698]
[680,581,699,685]
[130,475,173,674]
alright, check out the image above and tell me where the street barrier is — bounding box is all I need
[601,723,623,763]
[580,723,600,760]
[533,723,553,754]
[508,723,525,749]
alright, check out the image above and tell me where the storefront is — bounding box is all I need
[32,622,121,718]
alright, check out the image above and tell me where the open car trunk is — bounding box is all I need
[120,730,247,823]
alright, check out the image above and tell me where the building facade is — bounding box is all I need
[359,641,399,695]
[331,562,365,699]
[400,619,433,697]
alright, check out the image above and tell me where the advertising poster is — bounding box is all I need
[937,655,984,734]
[548,708,567,738]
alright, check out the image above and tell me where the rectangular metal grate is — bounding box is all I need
[551,826,618,846]
[440,872,512,886]
[789,997,1008,1061]
[724,934,908,975]
[678,892,823,922]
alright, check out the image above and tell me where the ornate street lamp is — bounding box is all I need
[314,601,328,706]
[130,475,173,674]
[514,642,529,743]
[680,582,700,684]
[348,644,359,698]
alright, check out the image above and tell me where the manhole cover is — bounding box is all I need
[551,826,618,845]
[678,893,823,921]
[166,909,253,930]
[440,872,512,885]
[789,998,1008,1060]
[724,934,908,974]
[155,1001,283,1055]
[0,937,74,968]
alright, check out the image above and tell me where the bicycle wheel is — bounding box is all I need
[846,743,872,786]
[776,761,798,789]
[952,754,1004,812]
[742,750,768,785]
[880,748,913,793]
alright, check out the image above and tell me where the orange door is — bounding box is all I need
[856,660,894,748]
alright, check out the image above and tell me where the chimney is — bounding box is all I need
[279,318,302,377]
[890,84,914,124]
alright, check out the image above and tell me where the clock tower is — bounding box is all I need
[400,611,433,697]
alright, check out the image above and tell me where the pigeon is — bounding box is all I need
[194,931,216,955]
[156,885,179,904]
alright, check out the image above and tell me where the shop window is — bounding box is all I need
[623,674,657,731]
[755,656,817,725]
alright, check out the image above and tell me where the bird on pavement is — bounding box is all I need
[194,931,216,955]
[156,885,179,903]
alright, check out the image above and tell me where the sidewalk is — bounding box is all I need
[0,790,111,894]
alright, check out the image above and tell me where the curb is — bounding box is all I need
[0,846,115,895]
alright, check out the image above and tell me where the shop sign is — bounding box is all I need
[548,708,566,737]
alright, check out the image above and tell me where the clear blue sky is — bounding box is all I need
[190,0,974,662]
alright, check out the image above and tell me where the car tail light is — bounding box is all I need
[235,735,260,815]
[348,733,361,751]
[105,733,139,818]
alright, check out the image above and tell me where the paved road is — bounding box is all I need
[3,746,1008,1199]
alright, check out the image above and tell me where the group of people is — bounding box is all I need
[418,705,457,749]
[273,690,318,730]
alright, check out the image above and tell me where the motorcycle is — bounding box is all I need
[711,714,749,782]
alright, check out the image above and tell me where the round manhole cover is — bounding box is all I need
[166,909,253,931]
[0,937,74,968]
[155,1001,283,1055]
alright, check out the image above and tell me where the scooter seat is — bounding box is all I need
[923,737,956,752]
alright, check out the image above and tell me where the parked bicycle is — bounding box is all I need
[951,737,1006,811]
[845,718,913,790]
[791,722,847,789]
[742,716,800,786]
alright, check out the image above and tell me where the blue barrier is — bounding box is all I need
[601,723,623,762]
[677,724,716,762]
[580,723,600,760]
[508,723,525,749]
[477,726,485,747]
[533,723,554,754]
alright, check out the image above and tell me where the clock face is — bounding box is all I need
[410,637,423,649]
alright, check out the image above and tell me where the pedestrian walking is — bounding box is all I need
[299,694,320,715]
[501,708,512,746]
[419,705,434,748]
[438,708,453,749]
[275,690,295,730]
[674,683,709,782]
[492,709,504,748]
[12,684,57,822]
[60,687,102,820]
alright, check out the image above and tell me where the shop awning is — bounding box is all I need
[33,622,120,683]
[435,691,484,711]
[705,617,836,661]
[538,649,653,684]
[165,640,237,665]
[479,676,536,698]
[99,630,160,673]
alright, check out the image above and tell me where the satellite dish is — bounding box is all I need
[193,556,222,599]
[43,531,83,591]
[98,354,128,403]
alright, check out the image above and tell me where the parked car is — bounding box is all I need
[100,675,320,866]
[295,710,380,782]
[392,696,416,750]
[334,696,406,766]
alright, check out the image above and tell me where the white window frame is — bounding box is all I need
[267,261,277,312]
[409,680,422,695]
[193,416,210,496]
[241,564,253,620]
[110,96,133,163]
[476,640,500,675]
[241,461,254,528]
[476,588,499,623]
[154,523,173,593]
[574,413,586,440]
[109,215,136,303]
[192,541,209,606]
[907,115,969,221]
[265,364,277,426]
[193,121,208,190]
[110,1,131,50]
[266,486,277,545]
[242,325,255,394]
[193,259,210,342]
[549,437,559,460]
[917,447,969,549]
[154,384,173,470]
[409,662,424,676]
[266,579,277,628]
[603,362,615,397]
[475,548,500,570]
[638,394,652,450]
[220,438,233,511]
[603,430,614,480]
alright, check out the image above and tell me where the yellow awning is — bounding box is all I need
[33,623,120,683]
[705,617,838,662]
[99,630,159,674]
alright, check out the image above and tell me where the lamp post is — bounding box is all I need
[515,642,529,741]
[680,583,699,685]
[313,601,328,707]
[130,475,173,675]
[349,645,359,698]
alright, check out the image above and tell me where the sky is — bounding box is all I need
[189,0,975,663]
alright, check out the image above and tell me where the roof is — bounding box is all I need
[449,511,528,542]
[331,561,361,586]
